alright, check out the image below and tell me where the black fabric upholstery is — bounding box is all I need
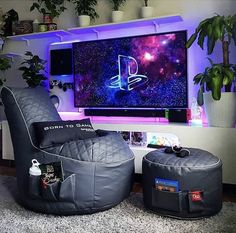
[1,86,135,215]
[58,131,133,162]
[1,87,61,146]
[142,148,222,219]
[33,118,97,148]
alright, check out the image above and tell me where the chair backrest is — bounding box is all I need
[1,86,61,158]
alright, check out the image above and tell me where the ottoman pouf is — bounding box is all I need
[142,148,222,219]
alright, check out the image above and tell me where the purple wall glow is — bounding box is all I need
[49,18,208,124]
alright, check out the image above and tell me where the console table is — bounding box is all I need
[92,121,236,185]
[1,119,236,184]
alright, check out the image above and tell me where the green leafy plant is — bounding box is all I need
[109,0,126,11]
[72,0,99,21]
[19,51,47,88]
[0,57,11,86]
[186,14,236,105]
[30,0,70,19]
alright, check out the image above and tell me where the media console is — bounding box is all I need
[2,119,236,185]
[90,121,236,185]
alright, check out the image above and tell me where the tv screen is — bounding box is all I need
[73,30,188,108]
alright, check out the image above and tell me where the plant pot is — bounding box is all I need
[141,6,153,18]
[78,15,90,27]
[111,11,124,23]
[203,92,236,128]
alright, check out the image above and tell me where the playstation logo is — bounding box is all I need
[109,55,148,91]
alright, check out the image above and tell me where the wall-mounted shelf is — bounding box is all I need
[0,52,23,61]
[68,14,183,35]
[7,30,71,42]
[6,14,183,43]
[0,52,23,57]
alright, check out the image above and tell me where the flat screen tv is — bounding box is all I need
[73,30,188,109]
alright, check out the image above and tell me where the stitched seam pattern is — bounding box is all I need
[143,156,221,168]
[2,86,135,165]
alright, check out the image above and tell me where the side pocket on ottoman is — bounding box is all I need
[188,190,205,213]
[152,188,182,212]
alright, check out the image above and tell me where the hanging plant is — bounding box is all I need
[19,51,47,88]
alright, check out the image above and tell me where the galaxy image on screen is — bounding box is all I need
[73,30,188,108]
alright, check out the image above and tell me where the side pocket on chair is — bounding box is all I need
[59,174,76,203]
[152,188,182,212]
[29,176,41,199]
[41,180,60,201]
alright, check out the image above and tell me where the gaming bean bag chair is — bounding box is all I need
[1,86,134,215]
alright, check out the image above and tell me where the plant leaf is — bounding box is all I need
[197,85,204,106]
[186,33,197,48]
[197,29,206,49]
[193,73,203,84]
[30,3,40,12]
[207,36,216,55]
[207,57,214,66]
[211,75,223,100]
[223,76,229,85]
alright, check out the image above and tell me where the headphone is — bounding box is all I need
[164,146,190,158]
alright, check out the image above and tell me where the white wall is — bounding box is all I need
[1,0,235,27]
[0,0,236,113]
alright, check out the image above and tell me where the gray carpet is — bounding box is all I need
[0,175,235,233]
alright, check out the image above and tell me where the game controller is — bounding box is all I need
[164,146,190,158]
[164,147,174,154]
[176,149,190,158]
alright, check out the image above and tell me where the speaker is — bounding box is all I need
[84,109,166,117]
[50,49,72,75]
[168,109,190,123]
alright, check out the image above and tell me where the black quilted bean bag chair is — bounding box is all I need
[1,86,134,215]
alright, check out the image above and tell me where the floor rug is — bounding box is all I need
[0,175,235,233]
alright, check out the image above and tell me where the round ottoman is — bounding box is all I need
[142,148,222,219]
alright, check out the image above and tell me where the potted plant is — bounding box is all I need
[141,0,153,18]
[186,14,236,127]
[30,0,69,22]
[71,0,99,27]
[0,57,11,86]
[18,51,47,87]
[2,9,19,36]
[109,0,126,23]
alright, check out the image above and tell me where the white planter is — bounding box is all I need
[204,92,236,128]
[111,11,124,23]
[141,6,153,18]
[78,15,90,27]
